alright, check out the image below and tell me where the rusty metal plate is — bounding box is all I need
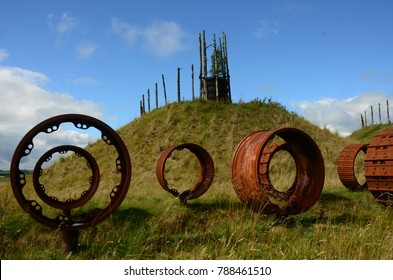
[337,144,368,191]
[156,143,214,205]
[10,114,132,231]
[231,128,325,216]
[364,128,393,205]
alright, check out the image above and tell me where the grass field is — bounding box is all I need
[0,100,392,259]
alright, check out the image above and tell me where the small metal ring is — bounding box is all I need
[32,145,100,210]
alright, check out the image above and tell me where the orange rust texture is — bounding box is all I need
[337,144,368,191]
[231,128,325,216]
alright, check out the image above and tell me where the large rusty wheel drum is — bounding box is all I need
[364,128,393,206]
[156,143,214,205]
[10,114,132,232]
[231,128,325,216]
[337,144,368,191]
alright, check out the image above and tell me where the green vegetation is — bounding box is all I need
[0,100,392,259]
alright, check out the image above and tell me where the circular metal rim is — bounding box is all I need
[231,127,325,215]
[32,145,100,210]
[337,143,368,192]
[10,114,132,230]
[156,143,214,204]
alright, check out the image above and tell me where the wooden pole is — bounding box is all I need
[371,105,374,126]
[155,82,158,109]
[379,103,382,124]
[147,88,151,112]
[364,110,368,127]
[223,32,231,102]
[140,100,143,116]
[213,34,219,101]
[191,64,195,101]
[142,94,146,114]
[177,67,181,103]
[162,74,167,106]
[203,30,208,100]
[198,33,203,99]
[387,100,391,124]
[361,113,364,128]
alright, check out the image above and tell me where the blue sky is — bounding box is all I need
[1,0,393,169]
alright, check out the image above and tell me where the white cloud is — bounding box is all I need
[0,49,9,61]
[47,12,80,47]
[291,92,393,136]
[254,20,280,38]
[143,20,187,57]
[111,18,187,57]
[111,17,139,45]
[0,66,104,170]
[48,12,79,34]
[75,43,97,59]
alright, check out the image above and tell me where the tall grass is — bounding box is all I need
[1,100,392,259]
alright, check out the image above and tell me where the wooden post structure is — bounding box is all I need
[371,105,374,126]
[162,74,167,106]
[155,83,158,109]
[140,100,143,116]
[177,67,181,103]
[213,34,219,101]
[203,30,208,100]
[147,89,151,112]
[223,32,231,102]
[364,110,368,127]
[387,100,391,124]
[191,64,195,101]
[361,113,365,128]
[142,94,146,115]
[379,103,382,124]
[198,33,203,99]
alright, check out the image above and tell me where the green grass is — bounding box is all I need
[1,100,392,259]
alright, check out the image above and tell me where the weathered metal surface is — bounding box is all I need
[337,144,368,191]
[231,128,325,216]
[10,114,132,232]
[364,128,393,205]
[156,143,214,205]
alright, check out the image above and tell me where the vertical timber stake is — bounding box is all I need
[162,74,167,106]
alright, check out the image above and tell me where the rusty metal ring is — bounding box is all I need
[337,144,368,191]
[259,142,298,201]
[156,143,214,204]
[32,145,100,210]
[10,114,132,230]
[231,128,325,216]
[364,128,393,206]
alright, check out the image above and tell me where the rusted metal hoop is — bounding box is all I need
[259,142,298,201]
[231,128,325,216]
[156,143,214,205]
[10,114,132,231]
[337,144,368,191]
[364,128,393,206]
[32,145,100,210]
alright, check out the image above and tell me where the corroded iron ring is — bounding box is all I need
[10,114,132,230]
[33,145,100,210]
[259,142,297,201]
[337,144,368,191]
[231,128,325,216]
[156,143,214,204]
[364,128,393,206]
